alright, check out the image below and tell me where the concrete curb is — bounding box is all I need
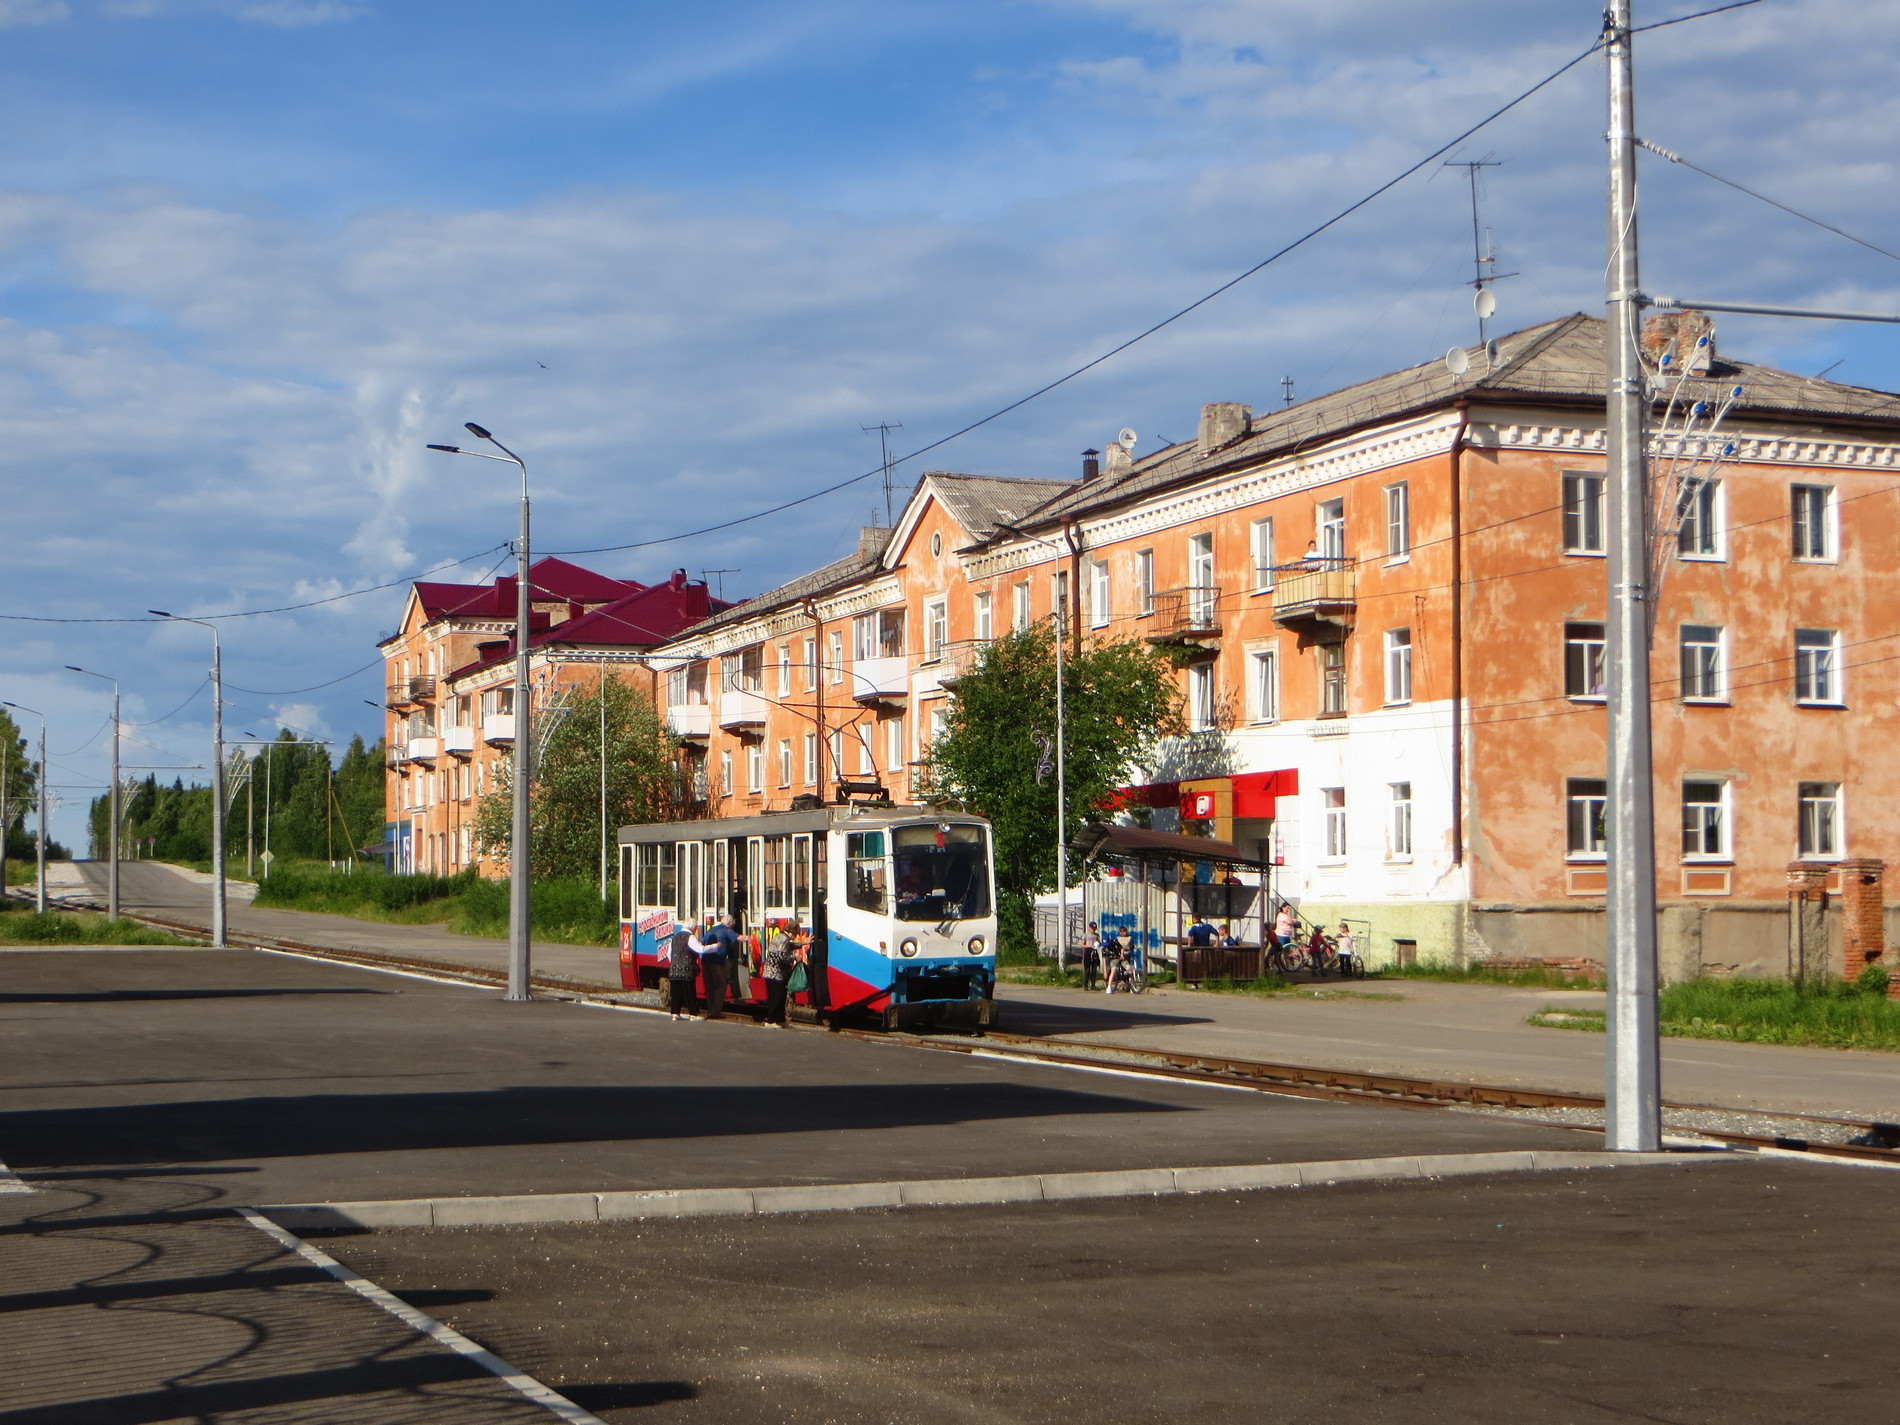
[260,1148,1731,1232]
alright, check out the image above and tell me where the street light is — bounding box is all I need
[149,611,227,949]
[2,702,47,913]
[64,666,121,921]
[428,422,533,1001]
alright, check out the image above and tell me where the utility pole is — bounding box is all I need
[598,662,609,901]
[862,421,904,526]
[1603,0,1661,1153]
[65,667,121,920]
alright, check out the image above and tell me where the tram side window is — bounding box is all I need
[892,825,992,922]
[620,846,634,919]
[846,832,887,913]
[656,843,677,913]
[764,836,790,909]
[636,844,662,907]
[793,834,812,916]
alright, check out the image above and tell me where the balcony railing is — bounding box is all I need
[442,725,476,758]
[482,712,516,746]
[850,654,909,704]
[386,681,416,708]
[407,673,437,702]
[1144,585,1222,642]
[718,688,767,729]
[667,703,712,739]
[404,735,441,764]
[934,640,988,687]
[1270,561,1356,630]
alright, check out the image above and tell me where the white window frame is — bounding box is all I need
[1794,628,1841,706]
[1135,550,1155,616]
[886,715,905,772]
[1322,788,1347,861]
[1012,581,1032,631]
[1681,779,1728,861]
[1383,628,1413,706]
[1798,781,1842,859]
[746,743,763,794]
[829,631,844,685]
[924,599,948,661]
[853,613,878,663]
[1187,661,1216,732]
[803,732,818,785]
[973,591,992,643]
[1566,778,1608,861]
[1562,471,1606,555]
[720,749,732,797]
[778,737,792,789]
[1679,625,1726,703]
[1675,477,1724,560]
[1088,558,1111,629]
[777,643,791,696]
[1388,782,1413,861]
[1317,499,1346,562]
[1248,646,1279,725]
[1792,483,1835,562]
[829,729,845,780]
[1318,642,1346,718]
[1383,482,1411,561]
[1251,518,1274,592]
[1565,622,1607,701]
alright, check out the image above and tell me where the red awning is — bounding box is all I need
[1112,769,1299,820]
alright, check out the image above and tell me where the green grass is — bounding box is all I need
[0,905,197,945]
[252,866,618,946]
[1385,958,1605,990]
[1530,976,1900,1052]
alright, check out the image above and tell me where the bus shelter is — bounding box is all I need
[1071,823,1277,981]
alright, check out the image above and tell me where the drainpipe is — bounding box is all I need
[1449,402,1470,968]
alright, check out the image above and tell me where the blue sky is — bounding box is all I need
[4,0,1898,849]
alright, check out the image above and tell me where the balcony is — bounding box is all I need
[385,681,416,709]
[407,673,437,702]
[442,725,476,758]
[384,743,406,771]
[718,688,767,729]
[851,654,909,705]
[483,712,516,746]
[404,735,441,764]
[935,640,987,688]
[1270,562,1356,632]
[1143,586,1222,645]
[668,703,712,739]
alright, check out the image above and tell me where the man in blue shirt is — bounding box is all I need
[696,914,742,1021]
[1186,916,1218,949]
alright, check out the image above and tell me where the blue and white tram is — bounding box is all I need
[618,805,998,1028]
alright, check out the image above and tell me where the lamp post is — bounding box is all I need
[428,423,533,1001]
[149,612,227,949]
[64,667,121,920]
[2,702,47,913]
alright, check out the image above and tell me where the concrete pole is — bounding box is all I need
[108,684,119,919]
[1603,0,1661,1152]
[1054,576,1068,974]
[35,718,46,914]
[510,452,533,1001]
[598,661,608,902]
[1,734,9,896]
[211,631,227,948]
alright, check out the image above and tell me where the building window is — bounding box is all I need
[719,750,732,797]
[1565,622,1606,700]
[829,730,845,781]
[858,726,876,775]
[1251,518,1274,591]
[1248,647,1278,724]
[853,613,878,662]
[803,733,818,785]
[1135,550,1155,616]
[1798,782,1841,858]
[1319,642,1347,717]
[1384,482,1410,559]
[1678,625,1725,702]
[1188,530,1214,591]
[1384,628,1412,706]
[1567,779,1608,859]
[886,715,904,772]
[829,631,844,684]
[1323,788,1347,859]
[925,599,948,660]
[928,704,947,749]
[1317,498,1346,562]
[735,645,763,691]
[1794,628,1840,705]
[747,743,763,793]
[974,591,992,642]
[1188,662,1216,732]
[1676,477,1721,558]
[1563,471,1605,554]
[777,644,791,696]
[778,738,792,788]
[1389,782,1413,860]
[799,639,813,690]
[1792,484,1834,560]
[1681,780,1727,859]
[1088,558,1110,628]
[1012,581,1032,631]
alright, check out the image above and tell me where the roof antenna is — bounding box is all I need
[1443,155,1516,362]
[862,421,904,526]
[1281,375,1296,409]
[699,569,739,600]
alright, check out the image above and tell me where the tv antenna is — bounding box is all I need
[1443,156,1516,353]
[699,569,739,600]
[1281,376,1296,409]
[862,421,904,526]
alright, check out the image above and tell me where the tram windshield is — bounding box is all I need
[891,824,991,922]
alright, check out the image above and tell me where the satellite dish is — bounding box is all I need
[1485,339,1500,367]
[1444,347,1471,376]
[1474,288,1497,320]
[1118,427,1138,448]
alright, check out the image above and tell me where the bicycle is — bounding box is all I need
[1104,951,1146,995]
[1265,940,1307,975]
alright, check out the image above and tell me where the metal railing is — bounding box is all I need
[1147,585,1222,638]
[1270,560,1356,625]
[407,673,437,701]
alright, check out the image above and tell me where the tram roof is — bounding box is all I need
[618,804,988,846]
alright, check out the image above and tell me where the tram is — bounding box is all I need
[617,804,998,1029]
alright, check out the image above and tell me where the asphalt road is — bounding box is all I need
[0,949,1585,1206]
[329,1157,1894,1425]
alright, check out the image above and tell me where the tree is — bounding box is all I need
[0,707,38,864]
[472,675,685,883]
[925,625,1185,910]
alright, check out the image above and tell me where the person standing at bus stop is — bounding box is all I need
[761,918,800,1028]
[698,913,741,1021]
[667,921,699,1021]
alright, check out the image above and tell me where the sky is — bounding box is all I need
[3,0,1898,851]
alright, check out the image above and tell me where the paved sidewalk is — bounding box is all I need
[0,1171,552,1423]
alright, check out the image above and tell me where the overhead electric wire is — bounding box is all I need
[1639,140,1900,267]
[1631,0,1766,33]
[551,36,1608,558]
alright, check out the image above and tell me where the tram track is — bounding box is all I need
[26,888,1900,1171]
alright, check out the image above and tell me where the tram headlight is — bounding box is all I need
[967,936,986,956]
[899,938,920,958]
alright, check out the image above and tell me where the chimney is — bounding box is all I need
[669,568,687,590]
[1102,442,1132,476]
[1081,448,1100,481]
[858,526,888,559]
[1198,402,1252,454]
[1641,309,1715,375]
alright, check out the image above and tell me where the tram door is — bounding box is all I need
[711,839,731,925]
[745,837,764,926]
[808,831,830,1010]
[678,841,703,926]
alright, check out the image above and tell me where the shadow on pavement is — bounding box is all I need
[0,987,391,1005]
[995,995,1215,1035]
[0,1080,1182,1169]
[564,1382,699,1409]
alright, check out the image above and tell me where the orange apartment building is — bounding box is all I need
[638,313,1900,973]
[377,559,722,875]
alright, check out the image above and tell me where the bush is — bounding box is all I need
[1856,963,1891,997]
[0,912,194,945]
[254,866,471,914]
[996,892,1039,965]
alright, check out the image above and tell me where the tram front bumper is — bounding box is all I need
[882,996,996,1030]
